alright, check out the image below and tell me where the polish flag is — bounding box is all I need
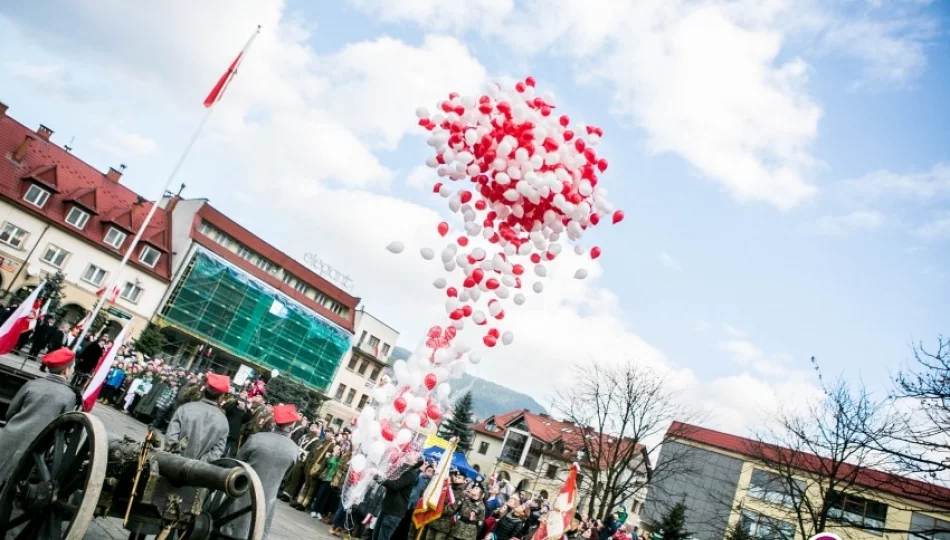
[96,285,120,303]
[29,297,52,331]
[532,463,579,540]
[82,323,129,412]
[0,281,46,355]
[203,27,260,108]
[413,437,458,529]
[73,313,90,331]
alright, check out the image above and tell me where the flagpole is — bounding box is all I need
[71,26,260,352]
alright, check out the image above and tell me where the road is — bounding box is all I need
[1,353,336,540]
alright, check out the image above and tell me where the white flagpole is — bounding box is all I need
[71,26,260,352]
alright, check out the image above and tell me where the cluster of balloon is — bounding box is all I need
[354,77,622,508]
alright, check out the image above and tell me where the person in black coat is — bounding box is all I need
[28,316,56,358]
[375,455,423,540]
[73,336,107,387]
[221,395,252,457]
[45,321,67,353]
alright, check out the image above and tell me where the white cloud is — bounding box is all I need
[659,252,682,272]
[723,323,746,338]
[350,0,514,33]
[406,165,433,190]
[693,319,712,333]
[718,339,795,379]
[5,62,69,96]
[814,210,884,236]
[915,214,950,240]
[93,128,158,156]
[848,162,950,201]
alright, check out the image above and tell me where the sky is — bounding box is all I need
[0,0,947,436]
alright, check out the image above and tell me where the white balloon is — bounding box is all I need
[502,331,514,345]
[411,397,428,412]
[445,298,459,313]
[386,241,405,254]
[452,319,464,330]
[459,290,470,302]
[495,287,510,299]
[368,441,387,464]
[473,311,486,324]
[393,360,410,382]
[396,429,413,445]
[409,371,424,389]
[468,352,482,365]
[420,248,435,260]
[533,281,544,293]
[433,278,447,289]
[535,265,548,277]
[351,454,368,473]
[434,348,454,364]
[367,420,382,440]
[437,382,452,399]
[379,404,398,421]
[416,107,430,119]
[574,268,589,279]
[434,367,449,382]
[450,360,467,378]
[574,245,586,255]
[404,413,422,431]
[444,260,457,272]
[359,406,376,427]
[513,293,526,306]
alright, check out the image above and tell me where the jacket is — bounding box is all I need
[451,496,486,540]
[494,515,526,540]
[222,398,251,441]
[380,466,421,516]
[105,367,126,388]
[77,341,104,373]
[221,431,298,539]
[429,484,466,533]
[155,386,178,410]
[331,453,352,488]
[165,399,229,462]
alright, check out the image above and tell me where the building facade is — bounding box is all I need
[321,309,399,429]
[0,102,172,337]
[641,422,950,540]
[155,196,359,391]
[471,409,649,522]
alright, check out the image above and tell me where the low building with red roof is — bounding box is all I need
[0,102,172,337]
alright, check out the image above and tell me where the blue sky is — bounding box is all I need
[1,0,947,433]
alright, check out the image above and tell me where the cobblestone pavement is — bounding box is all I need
[1,353,335,540]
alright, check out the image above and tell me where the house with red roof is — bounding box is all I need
[0,102,172,337]
[640,421,950,540]
[470,409,650,521]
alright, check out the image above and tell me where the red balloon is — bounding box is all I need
[485,278,500,290]
[458,236,469,247]
[559,115,570,127]
[424,373,438,390]
[512,264,524,275]
[394,396,407,414]
[433,182,442,194]
[488,328,500,338]
[463,277,476,288]
[446,287,458,298]
[472,268,485,283]
[460,190,472,204]
[525,76,536,87]
[462,305,473,317]
[590,213,601,225]
[419,413,429,427]
[445,326,458,339]
[530,253,541,264]
[437,222,449,236]
[427,403,442,421]
[483,335,497,348]
[475,200,487,210]
[612,210,625,224]
[597,159,609,172]
[590,246,602,259]
[449,309,464,320]
[381,425,395,442]
[495,310,505,320]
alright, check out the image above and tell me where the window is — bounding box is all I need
[910,512,950,540]
[500,432,528,464]
[740,509,795,540]
[827,491,888,534]
[82,264,107,286]
[121,282,143,303]
[293,281,310,294]
[344,388,356,405]
[254,256,276,274]
[478,442,490,455]
[40,244,69,268]
[139,245,160,268]
[546,464,558,479]
[103,227,127,248]
[357,360,368,376]
[358,330,368,346]
[347,355,359,370]
[368,336,381,348]
[523,439,544,471]
[65,206,90,229]
[381,344,391,356]
[369,366,382,382]
[334,384,346,400]
[23,184,50,208]
[357,395,369,411]
[199,221,215,236]
[211,229,230,246]
[748,468,803,508]
[0,223,28,249]
[237,245,254,261]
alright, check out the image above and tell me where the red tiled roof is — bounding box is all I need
[669,421,950,510]
[191,204,359,332]
[0,113,172,280]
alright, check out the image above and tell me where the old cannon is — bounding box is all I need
[0,412,266,540]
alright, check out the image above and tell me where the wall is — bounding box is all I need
[162,197,203,273]
[0,201,168,335]
[469,432,503,473]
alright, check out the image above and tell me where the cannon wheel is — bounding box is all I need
[187,458,266,540]
[0,412,108,540]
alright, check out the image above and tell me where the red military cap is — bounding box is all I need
[206,373,231,394]
[41,347,75,369]
[273,404,300,425]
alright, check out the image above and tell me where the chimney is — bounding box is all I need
[164,194,181,214]
[12,135,36,162]
[105,166,124,183]
[36,124,53,142]
[0,102,8,117]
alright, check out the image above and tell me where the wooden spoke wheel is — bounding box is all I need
[0,412,108,540]
[185,458,266,540]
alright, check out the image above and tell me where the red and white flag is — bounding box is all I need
[413,437,458,529]
[0,281,46,355]
[74,312,90,331]
[27,297,47,331]
[203,27,260,108]
[82,323,129,411]
[96,285,120,303]
[532,463,579,540]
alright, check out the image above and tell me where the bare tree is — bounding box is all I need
[551,361,702,519]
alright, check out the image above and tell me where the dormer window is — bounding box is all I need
[23,185,50,208]
[65,207,90,230]
[103,227,127,249]
[139,245,160,268]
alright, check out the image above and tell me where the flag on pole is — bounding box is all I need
[203,27,260,108]
[27,297,47,331]
[74,312,90,331]
[413,437,458,529]
[82,323,129,411]
[532,463,580,540]
[0,281,46,355]
[96,284,120,303]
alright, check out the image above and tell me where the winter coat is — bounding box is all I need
[76,341,104,373]
[165,399,229,462]
[222,398,251,441]
[494,515,526,540]
[105,367,126,388]
[221,431,298,539]
[429,484,466,533]
[155,386,178,410]
[306,439,334,477]
[380,466,421,517]
[135,381,169,416]
[331,453,352,489]
[452,496,486,540]
[0,374,79,482]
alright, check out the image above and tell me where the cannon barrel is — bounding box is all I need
[152,451,250,498]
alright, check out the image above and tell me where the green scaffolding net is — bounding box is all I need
[160,248,351,391]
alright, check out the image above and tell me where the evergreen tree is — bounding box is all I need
[437,391,476,453]
[91,310,110,335]
[133,324,167,357]
[724,523,753,540]
[652,503,691,540]
[44,270,67,314]
[265,375,327,419]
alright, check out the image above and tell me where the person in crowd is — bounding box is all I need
[428,469,469,540]
[485,485,504,516]
[308,445,342,518]
[281,422,324,503]
[151,379,179,430]
[493,499,528,540]
[482,509,502,539]
[248,377,267,398]
[165,373,231,461]
[225,404,300,539]
[374,452,424,540]
[452,482,486,540]
[63,326,82,350]
[73,336,107,387]
[316,441,352,522]
[0,302,19,325]
[221,392,252,457]
[0,348,80,483]
[293,429,336,510]
[99,361,127,404]
[599,512,621,540]
[28,315,56,358]
[123,372,152,413]
[135,373,170,421]
[290,417,310,444]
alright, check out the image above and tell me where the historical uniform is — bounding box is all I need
[240,403,275,448]
[164,373,230,462]
[0,349,80,483]
[451,495,486,540]
[427,482,467,540]
[296,438,334,507]
[224,405,300,540]
[282,429,323,500]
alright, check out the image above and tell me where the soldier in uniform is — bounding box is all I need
[292,433,336,510]
[226,404,300,539]
[427,470,470,540]
[0,348,81,484]
[452,482,486,540]
[280,423,324,502]
[164,373,230,462]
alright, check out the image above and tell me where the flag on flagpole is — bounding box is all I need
[532,463,580,540]
[96,284,120,303]
[74,312,90,331]
[0,281,46,354]
[82,323,129,411]
[413,437,458,529]
[27,297,46,331]
[203,27,261,108]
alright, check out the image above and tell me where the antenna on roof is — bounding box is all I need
[175,183,186,197]
[119,163,127,172]
[64,136,75,153]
